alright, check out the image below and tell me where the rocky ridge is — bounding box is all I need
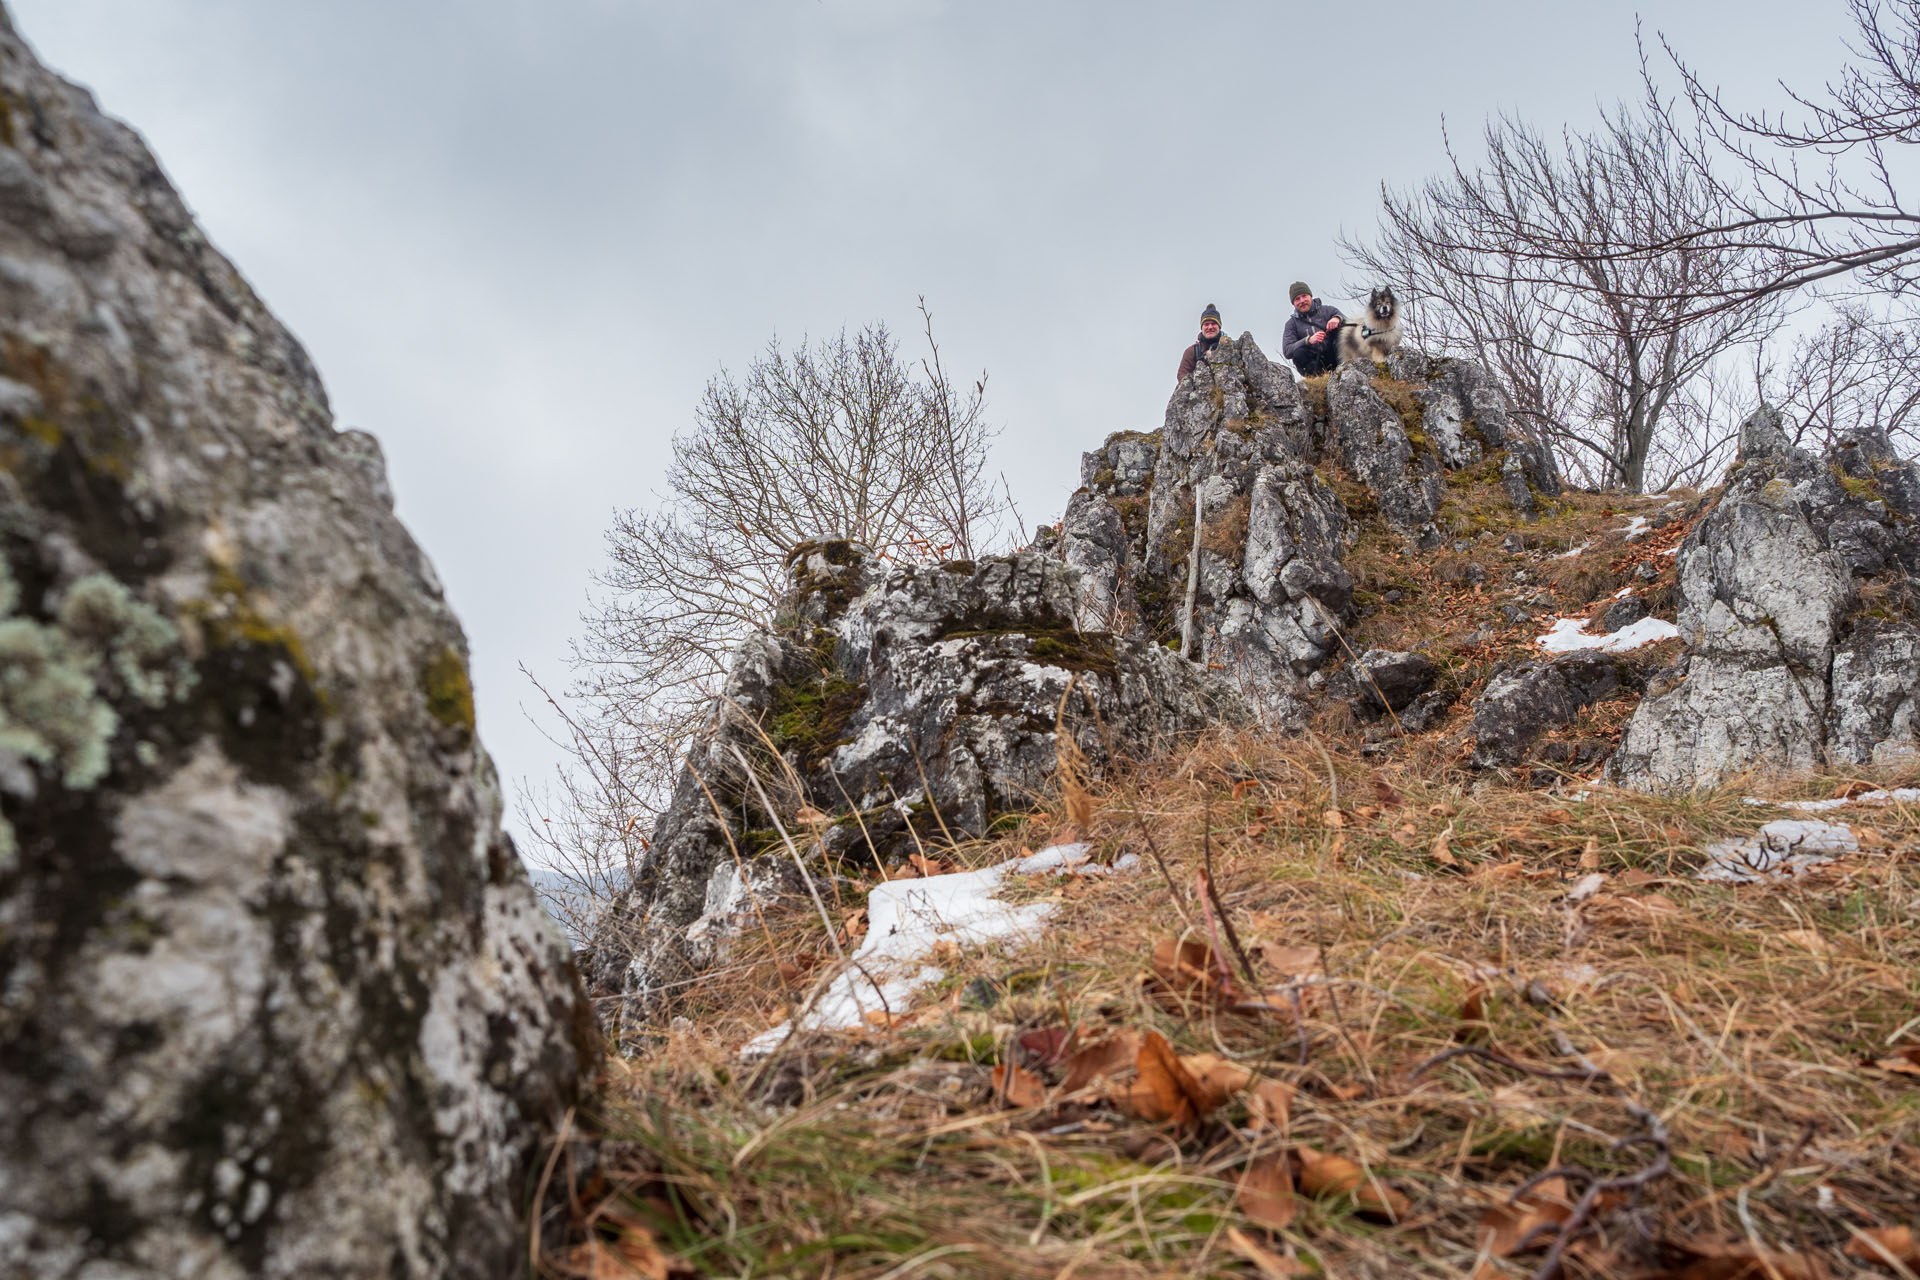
[592,334,1570,1027]
[0,13,591,1279]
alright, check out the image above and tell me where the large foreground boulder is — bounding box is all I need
[1610,409,1920,789]
[0,14,592,1278]
[589,544,1239,1027]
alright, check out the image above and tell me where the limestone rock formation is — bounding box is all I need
[1610,408,1920,789]
[589,544,1239,1026]
[0,14,592,1278]
[1059,334,1560,723]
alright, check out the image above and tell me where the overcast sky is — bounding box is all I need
[10,0,1834,861]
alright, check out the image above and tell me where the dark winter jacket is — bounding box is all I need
[1281,300,1345,362]
[1177,331,1222,382]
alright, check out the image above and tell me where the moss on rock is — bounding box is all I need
[421,646,476,736]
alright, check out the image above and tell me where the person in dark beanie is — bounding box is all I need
[1177,303,1224,383]
[1281,282,1344,376]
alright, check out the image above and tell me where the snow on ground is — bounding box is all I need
[1699,820,1862,882]
[1620,516,1651,540]
[1745,788,1920,813]
[1553,541,1592,559]
[745,842,1130,1054]
[1536,614,1681,654]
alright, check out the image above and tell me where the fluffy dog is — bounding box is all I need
[1338,287,1404,363]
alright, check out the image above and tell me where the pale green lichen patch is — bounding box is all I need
[0,562,193,866]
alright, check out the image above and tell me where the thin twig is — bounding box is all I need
[1200,798,1260,987]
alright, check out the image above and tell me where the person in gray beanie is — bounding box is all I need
[1177,303,1224,383]
[1281,282,1344,375]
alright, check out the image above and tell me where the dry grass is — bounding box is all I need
[544,730,1920,1279]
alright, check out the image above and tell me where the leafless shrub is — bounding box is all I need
[525,303,1003,924]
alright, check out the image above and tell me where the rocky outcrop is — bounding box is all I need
[589,544,1239,1027]
[588,337,1567,1027]
[0,15,592,1279]
[1610,408,1920,789]
[1059,335,1560,723]
[1472,652,1634,769]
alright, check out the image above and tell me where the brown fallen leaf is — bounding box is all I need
[1180,1053,1254,1113]
[1322,808,1346,829]
[1456,985,1491,1042]
[1246,1078,1294,1132]
[1017,1025,1077,1067]
[574,1203,678,1280]
[1580,836,1601,871]
[1225,1226,1308,1277]
[1846,1224,1919,1269]
[1475,859,1526,883]
[1151,937,1229,1004]
[1253,944,1323,986]
[1540,807,1574,824]
[1646,1237,1832,1279]
[1136,1030,1202,1126]
[1479,1176,1574,1256]
[1061,1029,1142,1095]
[1431,824,1458,867]
[1236,1155,1297,1231]
[1869,1045,1920,1077]
[1296,1147,1408,1221]
[992,1060,1047,1108]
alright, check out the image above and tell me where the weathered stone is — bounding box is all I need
[1472,652,1628,769]
[1601,595,1650,633]
[1351,649,1437,715]
[1827,622,1920,767]
[1056,338,1555,725]
[1327,362,1445,547]
[1610,407,1920,789]
[0,16,592,1279]
[590,546,1241,1027]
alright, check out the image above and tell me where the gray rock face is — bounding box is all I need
[0,17,591,1279]
[1610,407,1920,789]
[1472,652,1631,769]
[1327,362,1446,548]
[1059,337,1558,724]
[1353,649,1438,715]
[590,544,1241,1027]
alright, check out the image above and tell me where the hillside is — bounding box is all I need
[547,346,1920,1278]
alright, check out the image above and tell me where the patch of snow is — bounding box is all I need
[1612,586,1635,599]
[745,842,1128,1054]
[1744,788,1920,813]
[1536,615,1681,654]
[1566,872,1607,902]
[1620,516,1651,541]
[1698,819,1860,883]
[1659,546,1679,556]
[1553,541,1591,559]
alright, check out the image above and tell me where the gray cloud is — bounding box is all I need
[9,0,1837,857]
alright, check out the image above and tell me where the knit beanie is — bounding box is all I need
[1200,303,1222,326]
[1288,282,1312,302]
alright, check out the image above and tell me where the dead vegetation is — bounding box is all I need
[540,728,1920,1279]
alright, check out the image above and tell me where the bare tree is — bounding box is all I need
[525,306,1001,926]
[1542,1,1920,321]
[1345,104,1784,492]
[1770,301,1920,450]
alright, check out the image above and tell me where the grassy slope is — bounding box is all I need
[542,447,1920,1280]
